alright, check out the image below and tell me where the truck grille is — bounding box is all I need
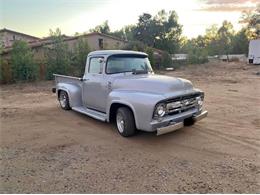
[165,93,201,103]
[166,93,201,115]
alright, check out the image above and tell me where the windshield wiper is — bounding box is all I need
[132,69,148,75]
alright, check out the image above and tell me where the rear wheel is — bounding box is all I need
[116,107,136,137]
[58,90,71,110]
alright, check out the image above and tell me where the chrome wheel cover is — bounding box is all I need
[59,94,67,108]
[116,113,125,133]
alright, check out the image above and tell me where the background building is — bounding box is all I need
[0,29,128,61]
[0,28,40,48]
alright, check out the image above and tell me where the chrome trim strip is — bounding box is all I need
[157,122,184,135]
[53,74,82,80]
[193,110,208,122]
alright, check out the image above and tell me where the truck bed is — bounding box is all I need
[53,74,83,107]
[53,74,108,122]
[53,74,83,85]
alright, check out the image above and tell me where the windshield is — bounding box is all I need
[106,55,153,74]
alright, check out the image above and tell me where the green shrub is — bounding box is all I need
[187,48,208,64]
[10,40,38,81]
[0,60,12,84]
[39,62,46,80]
[144,47,155,67]
[72,38,91,76]
[161,52,173,69]
[45,29,71,80]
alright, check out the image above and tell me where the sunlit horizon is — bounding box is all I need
[0,0,257,38]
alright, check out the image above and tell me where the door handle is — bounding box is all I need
[107,81,112,90]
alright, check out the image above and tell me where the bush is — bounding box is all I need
[161,52,173,69]
[39,62,46,80]
[10,40,38,81]
[144,47,155,67]
[72,38,91,76]
[187,48,208,64]
[45,29,71,80]
[0,60,12,84]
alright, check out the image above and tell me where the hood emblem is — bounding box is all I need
[182,99,190,107]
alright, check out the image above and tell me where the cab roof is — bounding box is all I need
[88,50,148,57]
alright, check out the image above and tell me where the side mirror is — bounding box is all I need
[98,58,104,63]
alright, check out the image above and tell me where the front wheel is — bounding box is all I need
[116,107,136,137]
[58,90,71,110]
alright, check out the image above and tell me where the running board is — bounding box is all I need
[72,106,107,122]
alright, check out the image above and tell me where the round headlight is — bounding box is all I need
[155,103,166,117]
[196,97,203,107]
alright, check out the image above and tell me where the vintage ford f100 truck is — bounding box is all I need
[53,50,208,137]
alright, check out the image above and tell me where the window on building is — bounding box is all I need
[88,57,104,74]
[13,35,16,40]
[98,38,104,49]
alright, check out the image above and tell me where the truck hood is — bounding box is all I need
[112,74,193,95]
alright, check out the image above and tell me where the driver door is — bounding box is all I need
[82,57,107,112]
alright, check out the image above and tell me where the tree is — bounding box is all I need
[0,60,12,84]
[217,21,235,59]
[179,18,250,61]
[182,37,208,64]
[161,51,173,68]
[10,40,38,81]
[134,13,154,46]
[73,37,90,76]
[111,29,125,40]
[45,28,71,80]
[144,47,155,67]
[202,22,249,56]
[111,25,136,41]
[90,20,110,34]
[122,25,136,41]
[231,28,249,55]
[187,46,208,64]
[240,4,260,39]
[204,25,219,56]
[0,43,13,83]
[0,43,3,81]
[122,41,146,51]
[134,10,182,54]
[154,10,182,53]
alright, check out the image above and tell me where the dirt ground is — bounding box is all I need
[0,61,259,193]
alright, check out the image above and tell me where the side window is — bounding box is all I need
[89,57,103,74]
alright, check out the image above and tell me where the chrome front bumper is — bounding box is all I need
[192,110,208,122]
[156,110,208,135]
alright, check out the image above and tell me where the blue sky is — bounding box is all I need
[0,0,257,38]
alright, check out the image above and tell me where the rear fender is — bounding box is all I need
[57,83,82,107]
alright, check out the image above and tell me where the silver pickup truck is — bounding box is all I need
[53,50,208,137]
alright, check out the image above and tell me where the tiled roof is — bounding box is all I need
[2,31,128,54]
[0,28,40,40]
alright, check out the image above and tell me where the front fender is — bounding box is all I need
[107,90,163,131]
[56,83,82,107]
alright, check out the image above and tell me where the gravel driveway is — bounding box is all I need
[0,61,259,193]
